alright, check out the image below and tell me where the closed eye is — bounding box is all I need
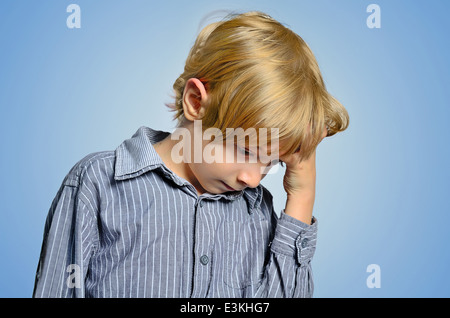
[235,144,253,156]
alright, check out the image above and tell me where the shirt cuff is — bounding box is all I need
[270,209,318,266]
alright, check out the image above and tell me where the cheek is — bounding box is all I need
[205,162,238,181]
[191,162,220,180]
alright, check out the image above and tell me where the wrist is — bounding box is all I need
[284,191,315,225]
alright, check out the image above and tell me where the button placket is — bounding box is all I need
[197,201,208,266]
[191,198,213,297]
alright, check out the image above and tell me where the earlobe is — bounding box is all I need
[182,78,209,121]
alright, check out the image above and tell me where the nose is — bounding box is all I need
[236,166,263,189]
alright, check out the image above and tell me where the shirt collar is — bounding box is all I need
[115,126,263,213]
[114,126,169,181]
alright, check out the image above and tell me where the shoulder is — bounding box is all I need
[63,151,116,188]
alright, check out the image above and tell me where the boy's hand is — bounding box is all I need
[280,125,327,224]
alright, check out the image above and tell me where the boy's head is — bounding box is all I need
[164,11,349,193]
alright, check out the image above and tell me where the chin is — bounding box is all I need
[210,187,226,194]
[195,181,218,195]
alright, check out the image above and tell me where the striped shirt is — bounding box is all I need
[33,126,318,298]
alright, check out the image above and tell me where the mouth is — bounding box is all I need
[221,181,237,192]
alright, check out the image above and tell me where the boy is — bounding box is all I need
[33,11,348,298]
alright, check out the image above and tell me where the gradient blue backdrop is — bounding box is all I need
[1,0,449,298]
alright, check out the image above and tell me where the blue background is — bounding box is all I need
[1,0,449,298]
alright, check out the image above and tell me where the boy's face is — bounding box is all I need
[186,137,280,195]
[176,78,281,195]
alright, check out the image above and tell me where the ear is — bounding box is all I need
[182,78,209,121]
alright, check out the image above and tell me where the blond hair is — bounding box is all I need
[167,11,349,160]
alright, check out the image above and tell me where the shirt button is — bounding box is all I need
[301,238,309,248]
[198,201,204,208]
[200,255,209,265]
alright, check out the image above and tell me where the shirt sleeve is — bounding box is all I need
[256,209,318,298]
[33,175,99,298]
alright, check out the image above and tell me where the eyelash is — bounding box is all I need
[234,144,284,166]
[234,144,252,156]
